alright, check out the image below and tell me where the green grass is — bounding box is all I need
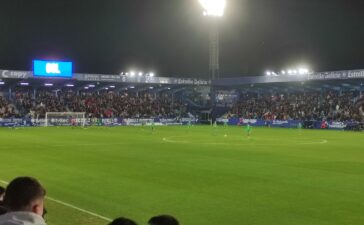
[1,126,364,225]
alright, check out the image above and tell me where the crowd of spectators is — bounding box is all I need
[3,89,364,122]
[7,91,188,119]
[229,91,364,122]
[0,96,19,118]
[0,177,179,225]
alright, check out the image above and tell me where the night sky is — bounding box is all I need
[0,0,363,78]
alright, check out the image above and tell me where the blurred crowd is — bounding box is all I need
[0,96,19,118]
[229,91,364,122]
[3,91,188,119]
[0,177,179,225]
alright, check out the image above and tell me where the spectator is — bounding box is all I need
[0,186,6,216]
[0,187,4,201]
[0,177,46,225]
[109,217,138,225]
[148,215,179,225]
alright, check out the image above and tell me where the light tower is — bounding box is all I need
[199,0,226,80]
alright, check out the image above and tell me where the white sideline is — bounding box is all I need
[0,179,112,222]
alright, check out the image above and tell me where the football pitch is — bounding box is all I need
[1,126,364,225]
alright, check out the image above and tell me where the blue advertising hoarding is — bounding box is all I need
[33,60,73,78]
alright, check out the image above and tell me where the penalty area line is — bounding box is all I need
[0,179,112,222]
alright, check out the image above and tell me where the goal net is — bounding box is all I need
[45,112,86,127]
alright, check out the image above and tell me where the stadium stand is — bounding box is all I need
[0,68,363,130]
[6,91,187,119]
[229,90,364,122]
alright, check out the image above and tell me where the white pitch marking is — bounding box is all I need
[0,179,112,222]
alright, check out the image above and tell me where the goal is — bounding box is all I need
[45,112,86,127]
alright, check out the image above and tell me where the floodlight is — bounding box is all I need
[150,72,155,77]
[110,85,115,88]
[89,84,96,88]
[138,72,143,77]
[130,71,135,77]
[105,88,109,90]
[149,87,154,89]
[130,86,135,89]
[20,82,29,86]
[299,68,309,75]
[84,87,89,90]
[266,71,272,76]
[66,84,74,87]
[44,83,53,87]
[281,70,286,75]
[199,0,226,17]
[0,82,4,85]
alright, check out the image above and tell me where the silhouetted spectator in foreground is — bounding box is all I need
[148,215,179,225]
[0,186,6,216]
[0,187,5,201]
[0,177,46,225]
[109,217,138,225]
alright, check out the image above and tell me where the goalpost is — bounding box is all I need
[45,112,86,127]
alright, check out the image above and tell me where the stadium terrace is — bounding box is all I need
[0,68,363,130]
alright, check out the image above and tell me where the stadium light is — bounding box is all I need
[89,84,96,88]
[199,0,226,17]
[266,71,272,76]
[20,82,29,86]
[84,87,89,90]
[299,68,309,75]
[44,83,53,87]
[105,87,109,90]
[125,72,129,76]
[281,70,286,75]
[66,84,74,87]
[0,81,4,85]
[149,87,154,89]
[109,85,115,88]
[150,72,155,77]
[130,71,136,77]
[130,86,135,89]
[138,72,143,77]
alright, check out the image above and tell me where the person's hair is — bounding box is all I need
[109,217,138,225]
[148,215,179,225]
[3,177,46,211]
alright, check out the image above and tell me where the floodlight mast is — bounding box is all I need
[199,0,226,81]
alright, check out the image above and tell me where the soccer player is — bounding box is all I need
[151,120,155,133]
[245,123,252,137]
[71,117,77,127]
[224,120,228,127]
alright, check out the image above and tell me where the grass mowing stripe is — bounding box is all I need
[0,179,112,222]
